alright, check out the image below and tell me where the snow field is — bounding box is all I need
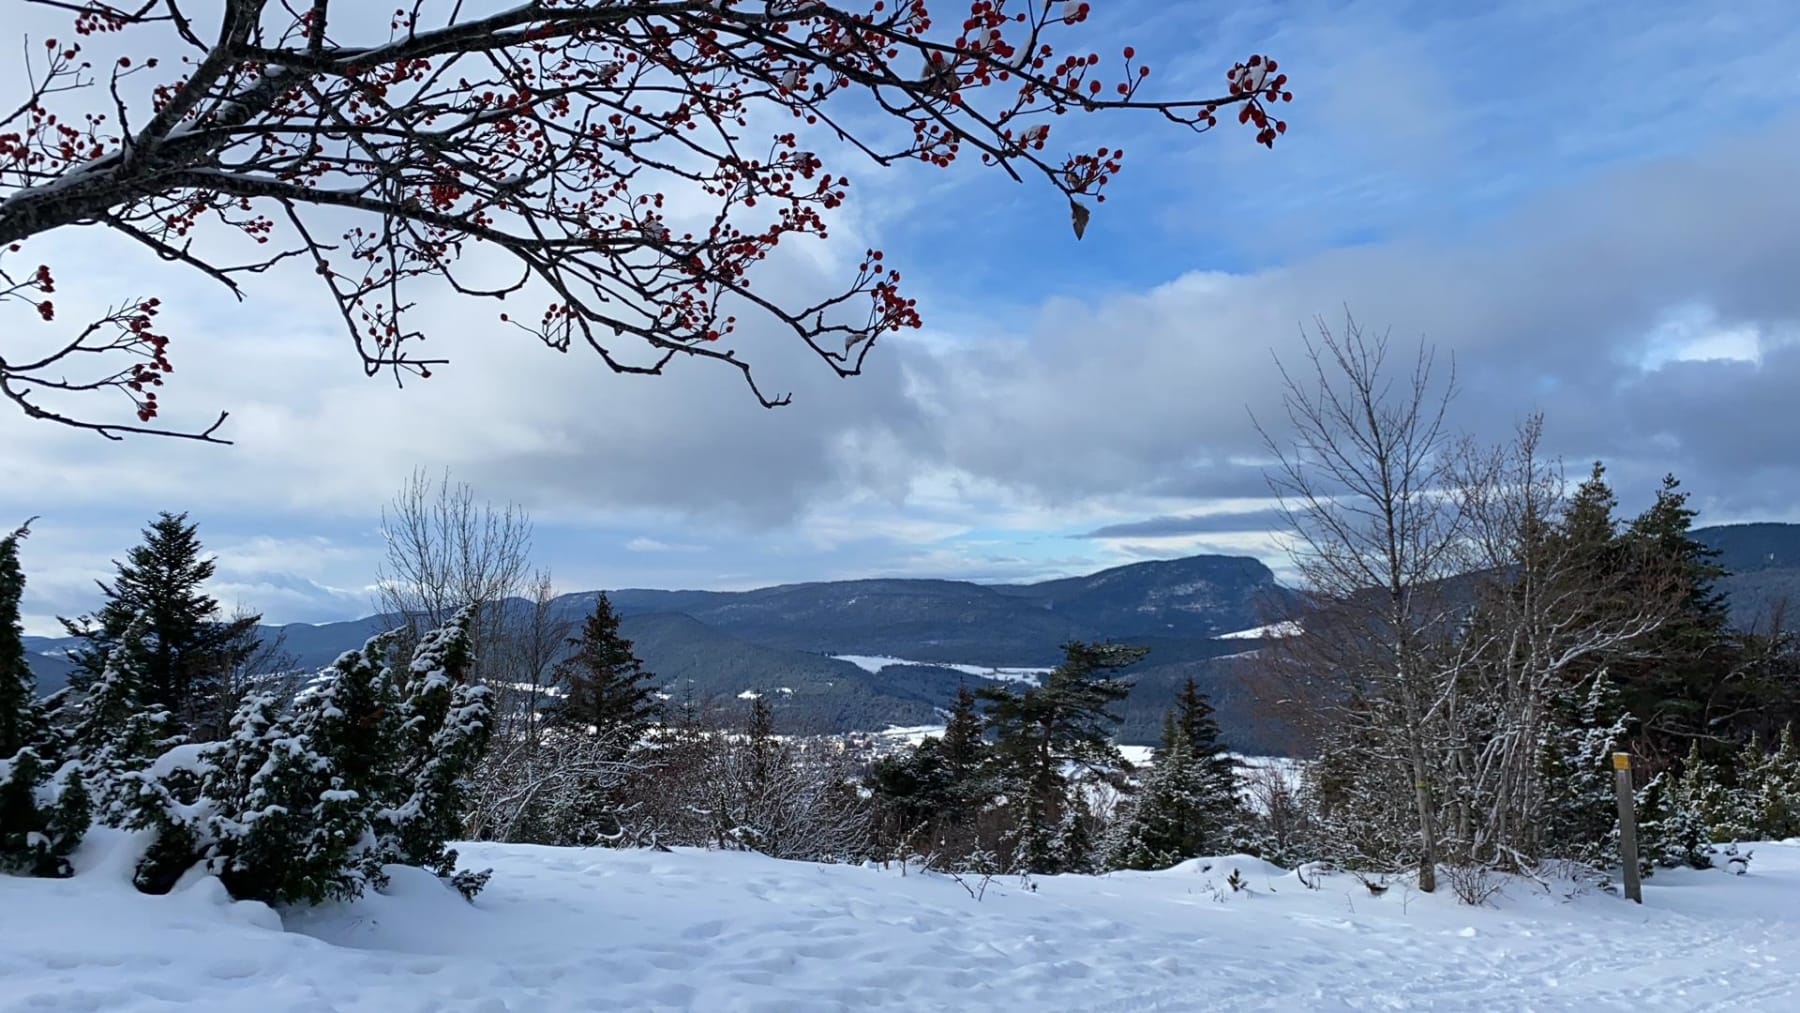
[4,828,1800,1011]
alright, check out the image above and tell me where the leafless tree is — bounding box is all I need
[1,0,1292,441]
[1440,415,1679,870]
[484,568,571,747]
[375,466,533,682]
[465,723,641,843]
[1256,314,1466,893]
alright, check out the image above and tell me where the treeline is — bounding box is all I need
[1250,318,1800,898]
[465,615,1258,880]
[8,414,1800,910]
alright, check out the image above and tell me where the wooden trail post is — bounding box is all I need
[1613,751,1643,904]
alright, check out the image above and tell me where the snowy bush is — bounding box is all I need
[83,608,497,906]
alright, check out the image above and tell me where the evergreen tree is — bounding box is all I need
[0,520,41,761]
[868,685,991,868]
[127,611,495,906]
[381,608,494,877]
[69,616,181,823]
[939,683,986,785]
[1673,742,1749,843]
[1740,724,1800,839]
[869,737,958,833]
[58,512,261,738]
[980,641,1142,874]
[548,593,660,750]
[0,521,89,877]
[1560,462,1621,555]
[1171,677,1242,827]
[1541,674,1630,865]
[218,637,405,903]
[1616,474,1733,763]
[1105,722,1220,870]
[1632,771,1712,873]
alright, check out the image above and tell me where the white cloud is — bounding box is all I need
[9,0,1800,628]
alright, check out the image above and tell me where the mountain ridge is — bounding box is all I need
[23,523,1800,751]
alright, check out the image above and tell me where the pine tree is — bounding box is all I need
[0,519,88,878]
[1561,462,1621,555]
[1542,674,1630,865]
[980,641,1142,874]
[1633,770,1713,872]
[868,685,991,868]
[106,612,496,905]
[58,513,261,738]
[220,637,405,903]
[548,593,660,750]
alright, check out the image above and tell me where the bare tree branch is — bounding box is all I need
[2,0,1293,439]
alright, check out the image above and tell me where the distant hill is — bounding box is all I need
[601,554,1296,667]
[1696,523,1800,573]
[25,531,1798,754]
[23,552,1296,750]
[1696,523,1800,628]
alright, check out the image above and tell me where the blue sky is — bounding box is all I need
[5,0,1800,635]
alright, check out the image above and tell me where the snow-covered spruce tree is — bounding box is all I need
[1172,678,1248,844]
[1301,692,1422,871]
[379,608,494,881]
[213,639,404,904]
[68,615,183,825]
[1105,720,1218,871]
[0,521,40,763]
[1740,725,1800,840]
[0,520,90,877]
[1631,771,1712,874]
[128,611,495,905]
[1540,674,1632,866]
[1614,475,1733,766]
[868,687,995,869]
[1674,742,1753,845]
[869,736,961,861]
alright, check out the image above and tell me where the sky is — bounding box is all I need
[5,0,1800,635]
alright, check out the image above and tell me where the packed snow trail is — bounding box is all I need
[4,830,1799,1011]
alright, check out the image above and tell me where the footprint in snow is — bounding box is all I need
[680,919,726,940]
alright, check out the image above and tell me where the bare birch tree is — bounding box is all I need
[1441,415,1680,869]
[375,466,533,682]
[1257,314,1465,893]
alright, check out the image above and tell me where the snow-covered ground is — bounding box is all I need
[6,830,1800,1011]
[1218,621,1304,640]
[832,655,1051,686]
